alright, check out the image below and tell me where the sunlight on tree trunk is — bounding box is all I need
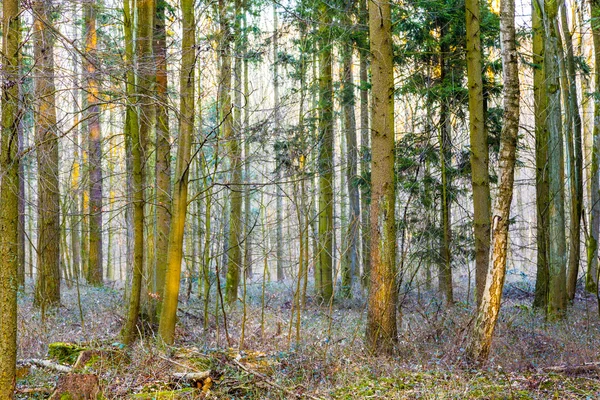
[466,0,519,362]
[365,0,397,355]
[158,0,195,344]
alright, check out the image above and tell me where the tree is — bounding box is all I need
[358,0,371,288]
[532,0,550,308]
[33,0,61,308]
[316,0,334,303]
[466,0,520,362]
[466,0,491,306]
[341,7,360,298]
[559,0,583,302]
[85,0,104,286]
[588,0,600,294]
[121,0,154,344]
[225,0,244,304]
[542,0,568,318]
[0,0,20,393]
[154,0,172,318]
[158,0,195,344]
[365,0,397,355]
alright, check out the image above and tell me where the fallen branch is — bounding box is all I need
[542,362,600,375]
[15,387,53,395]
[172,371,211,381]
[231,358,323,400]
[19,359,73,373]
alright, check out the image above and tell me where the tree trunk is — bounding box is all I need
[543,0,568,318]
[224,0,243,304]
[532,0,550,308]
[0,0,20,393]
[558,3,584,301]
[466,0,491,307]
[317,0,334,303]
[358,0,371,288]
[121,0,154,344]
[438,18,454,306]
[466,0,520,362]
[154,0,172,317]
[365,0,397,355]
[85,0,103,286]
[33,0,61,308]
[157,0,195,344]
[587,0,600,294]
[342,24,360,298]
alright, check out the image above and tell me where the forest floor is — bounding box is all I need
[14,278,600,399]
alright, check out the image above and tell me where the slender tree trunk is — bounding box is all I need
[438,19,454,306]
[33,0,61,307]
[317,0,334,303]
[121,0,154,344]
[154,0,172,316]
[533,0,550,308]
[359,0,371,288]
[365,0,397,354]
[158,0,195,344]
[243,8,253,280]
[225,0,243,304]
[439,102,454,305]
[0,0,20,393]
[342,25,360,298]
[466,0,491,307]
[85,0,103,286]
[587,0,600,293]
[274,4,284,283]
[543,0,568,318]
[466,0,519,362]
[558,2,584,301]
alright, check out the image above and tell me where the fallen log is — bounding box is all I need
[18,358,73,373]
[542,362,600,375]
[172,371,211,381]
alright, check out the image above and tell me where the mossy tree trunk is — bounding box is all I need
[317,0,334,303]
[466,0,491,307]
[158,0,195,344]
[532,0,550,308]
[154,0,172,318]
[121,0,154,344]
[225,0,244,304]
[542,0,568,318]
[0,0,20,394]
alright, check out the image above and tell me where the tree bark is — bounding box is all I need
[224,0,243,304]
[33,0,61,308]
[466,0,491,307]
[532,0,550,308]
[365,0,397,355]
[158,0,195,344]
[587,0,600,294]
[317,0,334,303]
[558,2,584,301]
[466,0,520,362]
[542,0,568,318]
[121,0,154,344]
[85,0,103,286]
[154,0,172,317]
[342,19,360,298]
[0,0,20,393]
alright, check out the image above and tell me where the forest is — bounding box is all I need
[1,0,600,397]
